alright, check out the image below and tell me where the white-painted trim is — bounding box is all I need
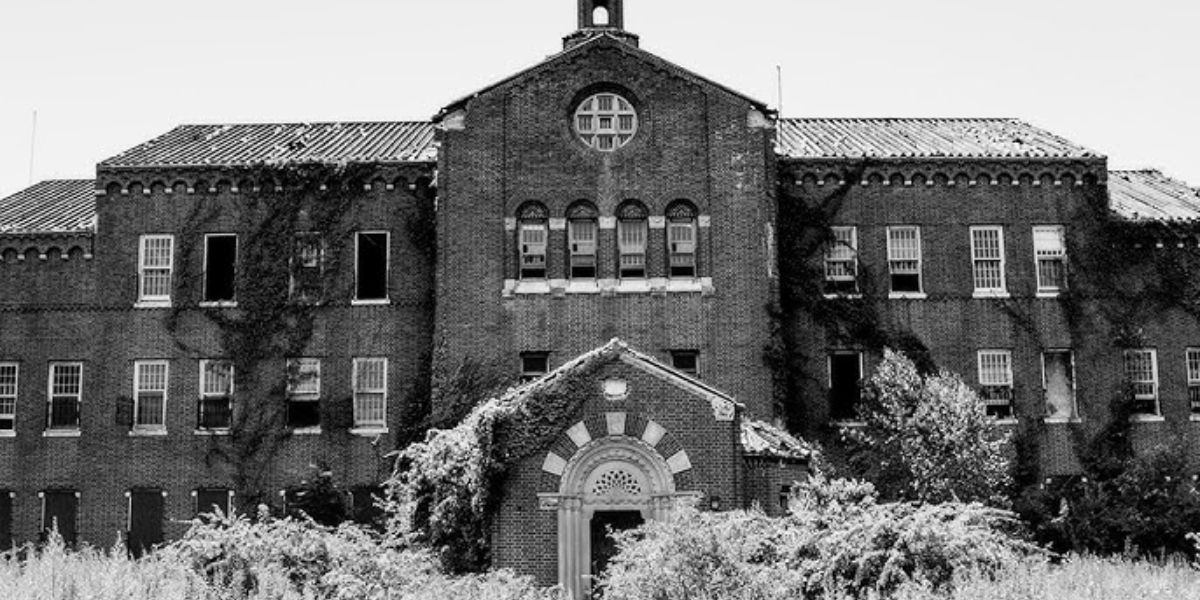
[887,292,927,300]
[617,353,738,420]
[549,218,567,231]
[42,430,81,438]
[598,216,616,229]
[647,216,666,229]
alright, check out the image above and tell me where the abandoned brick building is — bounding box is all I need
[2,0,1200,596]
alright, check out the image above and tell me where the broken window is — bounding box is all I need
[520,352,549,383]
[567,202,599,279]
[355,232,389,301]
[617,201,648,279]
[195,488,233,518]
[203,234,237,303]
[1043,350,1076,420]
[518,203,549,280]
[978,350,1013,419]
[670,350,700,376]
[886,227,921,294]
[824,226,858,294]
[828,352,862,421]
[1033,225,1067,293]
[667,201,698,278]
[198,360,233,430]
[291,233,325,302]
[286,359,321,429]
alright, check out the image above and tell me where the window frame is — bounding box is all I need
[201,233,238,305]
[1033,225,1067,295]
[286,358,322,431]
[520,352,550,383]
[669,350,700,377]
[354,231,390,304]
[46,362,83,433]
[1188,348,1200,417]
[0,362,17,434]
[568,217,598,279]
[137,234,174,306]
[666,202,698,279]
[352,357,388,432]
[193,488,234,517]
[519,220,549,280]
[574,92,638,152]
[827,351,864,423]
[977,349,1014,419]
[1123,348,1160,417]
[40,489,79,545]
[1041,350,1077,422]
[824,226,858,295]
[132,360,169,434]
[885,226,923,296]
[290,232,326,302]
[970,226,1007,296]
[197,360,233,432]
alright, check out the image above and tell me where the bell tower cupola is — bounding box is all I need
[565,0,639,49]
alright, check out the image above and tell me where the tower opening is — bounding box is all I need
[592,6,610,26]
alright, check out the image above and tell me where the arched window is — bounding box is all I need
[566,201,599,279]
[517,202,549,280]
[666,201,698,278]
[616,201,648,279]
[592,6,610,26]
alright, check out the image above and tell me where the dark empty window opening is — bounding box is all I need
[286,359,321,429]
[203,234,237,303]
[521,352,550,383]
[355,232,389,301]
[195,488,232,518]
[0,490,12,550]
[127,489,164,558]
[42,490,77,546]
[670,350,700,376]
[829,353,862,422]
[351,485,385,528]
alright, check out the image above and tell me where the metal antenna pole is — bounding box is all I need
[28,110,38,186]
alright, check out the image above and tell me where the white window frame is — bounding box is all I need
[132,360,169,434]
[0,362,17,436]
[519,221,549,280]
[201,233,238,306]
[137,235,174,307]
[574,93,638,152]
[353,231,390,304]
[45,362,83,435]
[617,218,648,279]
[568,218,598,279]
[977,350,1014,419]
[1033,225,1067,296]
[1187,348,1200,420]
[197,360,234,433]
[286,358,321,432]
[352,358,388,433]
[1123,348,1160,418]
[970,226,1007,296]
[1041,350,1078,422]
[886,226,923,297]
[667,220,697,279]
[824,226,858,295]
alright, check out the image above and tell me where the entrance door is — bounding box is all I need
[128,489,164,557]
[589,510,643,593]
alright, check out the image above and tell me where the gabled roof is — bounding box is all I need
[777,118,1100,160]
[1109,170,1200,222]
[436,33,772,121]
[0,180,95,235]
[100,122,437,169]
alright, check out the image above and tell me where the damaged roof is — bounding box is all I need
[741,419,814,461]
[1108,170,1200,222]
[777,118,1099,160]
[100,122,437,169]
[0,180,95,235]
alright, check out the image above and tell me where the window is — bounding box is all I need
[127,488,164,558]
[1123,349,1159,415]
[1043,351,1076,421]
[970,226,1006,294]
[133,361,168,432]
[47,363,82,430]
[670,350,699,376]
[829,352,863,421]
[291,233,325,302]
[978,350,1013,419]
[886,227,922,293]
[567,202,598,279]
[353,358,387,431]
[666,201,698,278]
[1033,226,1067,293]
[286,359,321,429]
[0,490,11,549]
[195,488,233,517]
[520,352,549,383]
[138,235,174,304]
[0,363,16,432]
[198,360,233,430]
[617,201,648,279]
[1188,348,1200,416]
[574,92,637,151]
[517,203,549,280]
[41,490,77,546]
[203,234,237,303]
[355,232,389,301]
[824,226,858,294]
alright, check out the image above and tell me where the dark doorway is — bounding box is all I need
[590,510,643,592]
[128,489,164,557]
[42,490,77,546]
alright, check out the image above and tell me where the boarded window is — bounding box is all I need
[355,232,389,301]
[128,489,164,558]
[1043,351,1076,420]
[829,353,862,421]
[203,234,237,302]
[42,490,77,545]
[886,227,921,293]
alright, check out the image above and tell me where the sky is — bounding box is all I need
[1,0,1198,198]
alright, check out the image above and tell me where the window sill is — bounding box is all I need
[511,280,551,295]
[351,299,390,306]
[1043,417,1082,424]
[887,292,926,300]
[43,429,81,438]
[134,300,172,309]
[128,429,167,437]
[350,427,389,437]
[972,291,1010,299]
[194,429,231,436]
[823,293,863,300]
[832,420,866,428]
[1128,414,1165,423]
[291,427,323,435]
[993,418,1020,426]
[0,430,14,438]
[566,280,601,294]
[199,301,238,308]
[1036,291,1063,299]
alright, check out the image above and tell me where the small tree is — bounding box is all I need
[848,349,1012,505]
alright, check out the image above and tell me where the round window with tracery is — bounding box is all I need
[574,93,637,151]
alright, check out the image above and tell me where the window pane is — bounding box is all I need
[1044,351,1075,419]
[135,362,167,428]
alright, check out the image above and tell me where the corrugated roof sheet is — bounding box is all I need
[1109,170,1200,222]
[0,180,95,234]
[741,419,814,460]
[100,122,437,168]
[777,118,1098,159]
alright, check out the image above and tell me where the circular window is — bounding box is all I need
[574,92,637,151]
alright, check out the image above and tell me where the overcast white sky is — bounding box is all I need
[1,0,1197,198]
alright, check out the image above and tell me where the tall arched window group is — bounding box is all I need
[515,199,699,282]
